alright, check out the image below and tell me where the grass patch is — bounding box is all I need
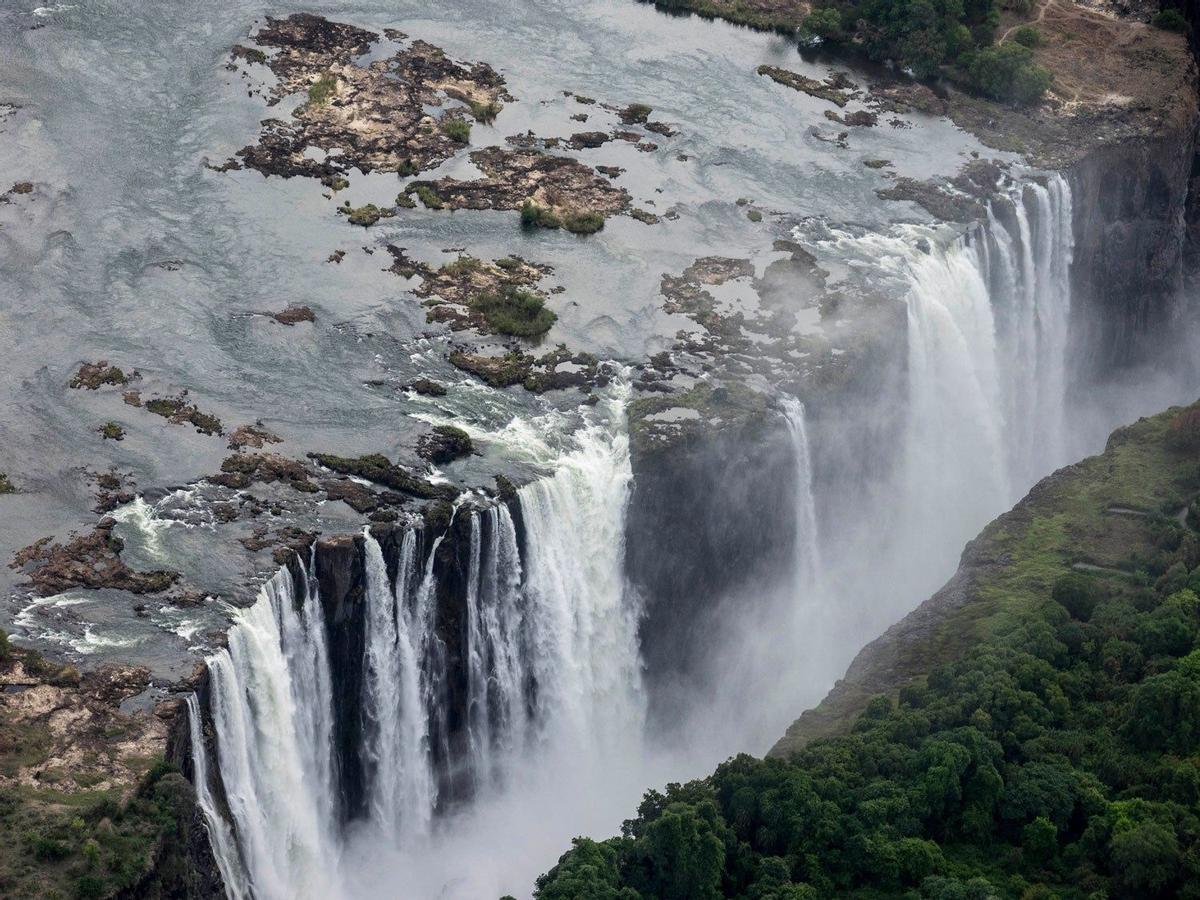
[439,255,482,277]
[98,422,124,441]
[562,210,605,234]
[441,118,471,143]
[410,184,444,210]
[520,200,605,235]
[307,74,337,106]
[467,99,501,123]
[0,474,12,494]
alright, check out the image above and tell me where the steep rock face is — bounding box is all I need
[626,418,798,718]
[1068,113,1199,378]
[313,533,368,822]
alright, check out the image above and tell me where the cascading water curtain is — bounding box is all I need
[780,397,821,591]
[902,174,1075,542]
[190,392,642,900]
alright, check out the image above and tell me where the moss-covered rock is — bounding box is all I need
[308,452,458,500]
[69,362,129,391]
[417,425,473,464]
[627,381,769,457]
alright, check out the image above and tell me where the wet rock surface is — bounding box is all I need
[11,521,178,597]
[221,13,510,182]
[403,147,630,223]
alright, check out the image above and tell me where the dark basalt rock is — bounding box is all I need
[210,453,318,492]
[417,425,473,464]
[406,378,448,396]
[225,15,509,182]
[271,305,315,325]
[308,452,459,501]
[10,519,178,596]
[402,147,629,223]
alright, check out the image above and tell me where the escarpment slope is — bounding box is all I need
[774,399,1200,755]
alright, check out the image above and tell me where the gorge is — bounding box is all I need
[0,0,1198,898]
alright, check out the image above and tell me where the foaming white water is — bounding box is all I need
[361,529,435,842]
[193,387,644,899]
[780,397,821,590]
[204,565,340,900]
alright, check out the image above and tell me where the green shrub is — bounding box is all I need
[346,204,383,227]
[439,255,482,277]
[411,184,444,210]
[473,286,557,337]
[31,836,71,861]
[1152,8,1188,32]
[961,43,1052,105]
[468,99,501,123]
[1012,25,1041,47]
[520,200,561,230]
[1052,573,1099,621]
[802,6,844,40]
[441,118,471,143]
[562,211,605,234]
[307,74,337,106]
[75,875,107,899]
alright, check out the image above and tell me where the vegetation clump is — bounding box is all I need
[144,396,222,436]
[441,117,472,143]
[307,73,338,106]
[521,199,561,229]
[1012,24,1041,48]
[98,422,125,441]
[410,183,445,209]
[766,0,1055,105]
[520,200,605,235]
[0,473,12,494]
[562,210,605,234]
[473,286,557,337]
[345,203,383,227]
[70,362,128,391]
[960,42,1053,106]
[468,99,502,122]
[1152,8,1188,32]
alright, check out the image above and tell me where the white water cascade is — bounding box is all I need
[901,175,1075,553]
[190,394,642,900]
[781,397,821,590]
[808,175,1076,606]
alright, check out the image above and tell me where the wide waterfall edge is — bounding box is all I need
[182,169,1094,900]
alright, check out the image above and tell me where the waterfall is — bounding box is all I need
[464,504,527,789]
[518,405,642,752]
[986,177,1075,486]
[191,392,642,899]
[361,529,436,841]
[185,693,249,900]
[203,564,341,900]
[780,397,820,589]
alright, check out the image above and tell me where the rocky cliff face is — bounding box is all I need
[1068,109,1199,380]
